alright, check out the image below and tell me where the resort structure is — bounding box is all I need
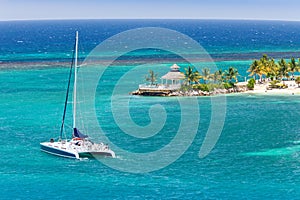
[134,64,185,96]
[160,64,185,89]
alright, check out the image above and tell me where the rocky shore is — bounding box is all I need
[169,86,249,96]
[131,84,249,97]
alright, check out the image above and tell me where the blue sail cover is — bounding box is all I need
[73,128,88,138]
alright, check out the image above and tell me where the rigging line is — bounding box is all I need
[59,35,77,140]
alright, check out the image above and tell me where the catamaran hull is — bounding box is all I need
[40,142,115,159]
[79,152,115,158]
[40,143,78,159]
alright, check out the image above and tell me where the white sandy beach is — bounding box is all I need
[242,81,300,95]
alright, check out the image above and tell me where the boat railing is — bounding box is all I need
[139,84,181,90]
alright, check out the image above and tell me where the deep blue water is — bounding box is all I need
[1,20,300,199]
[2,19,300,60]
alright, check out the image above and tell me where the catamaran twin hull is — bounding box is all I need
[40,140,116,159]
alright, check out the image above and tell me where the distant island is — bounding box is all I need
[131,54,300,96]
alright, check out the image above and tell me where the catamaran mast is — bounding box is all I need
[59,31,77,140]
[73,31,78,129]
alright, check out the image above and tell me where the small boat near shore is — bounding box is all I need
[40,31,115,159]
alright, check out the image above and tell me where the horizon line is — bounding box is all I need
[1,18,300,23]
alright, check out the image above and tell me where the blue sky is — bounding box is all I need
[1,0,300,21]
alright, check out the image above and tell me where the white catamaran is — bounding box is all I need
[40,31,115,159]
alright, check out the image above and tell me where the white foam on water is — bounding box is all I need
[242,144,300,157]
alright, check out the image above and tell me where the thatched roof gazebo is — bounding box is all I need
[161,64,185,86]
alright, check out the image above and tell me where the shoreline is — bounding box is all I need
[132,81,300,97]
[245,80,300,95]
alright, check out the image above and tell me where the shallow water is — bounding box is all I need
[1,66,300,199]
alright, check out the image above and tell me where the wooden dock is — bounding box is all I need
[132,84,180,96]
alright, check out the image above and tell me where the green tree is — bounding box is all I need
[288,57,299,80]
[278,58,289,81]
[295,76,300,87]
[257,54,271,82]
[145,70,158,85]
[224,66,239,83]
[213,69,223,83]
[247,78,255,90]
[267,58,279,80]
[248,60,260,81]
[184,66,201,85]
[201,68,211,84]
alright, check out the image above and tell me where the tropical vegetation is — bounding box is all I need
[248,54,300,83]
[142,53,300,96]
[145,70,158,85]
[184,66,201,85]
[180,53,300,93]
[247,78,255,90]
[295,77,300,87]
[181,66,240,92]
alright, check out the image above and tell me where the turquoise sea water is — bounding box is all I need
[1,20,300,199]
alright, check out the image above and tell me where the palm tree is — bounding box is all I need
[213,69,223,83]
[267,58,279,80]
[248,60,260,82]
[260,54,269,66]
[224,66,239,83]
[145,70,158,85]
[248,54,275,83]
[257,54,270,82]
[184,66,201,85]
[278,58,289,81]
[288,57,299,80]
[201,68,211,84]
